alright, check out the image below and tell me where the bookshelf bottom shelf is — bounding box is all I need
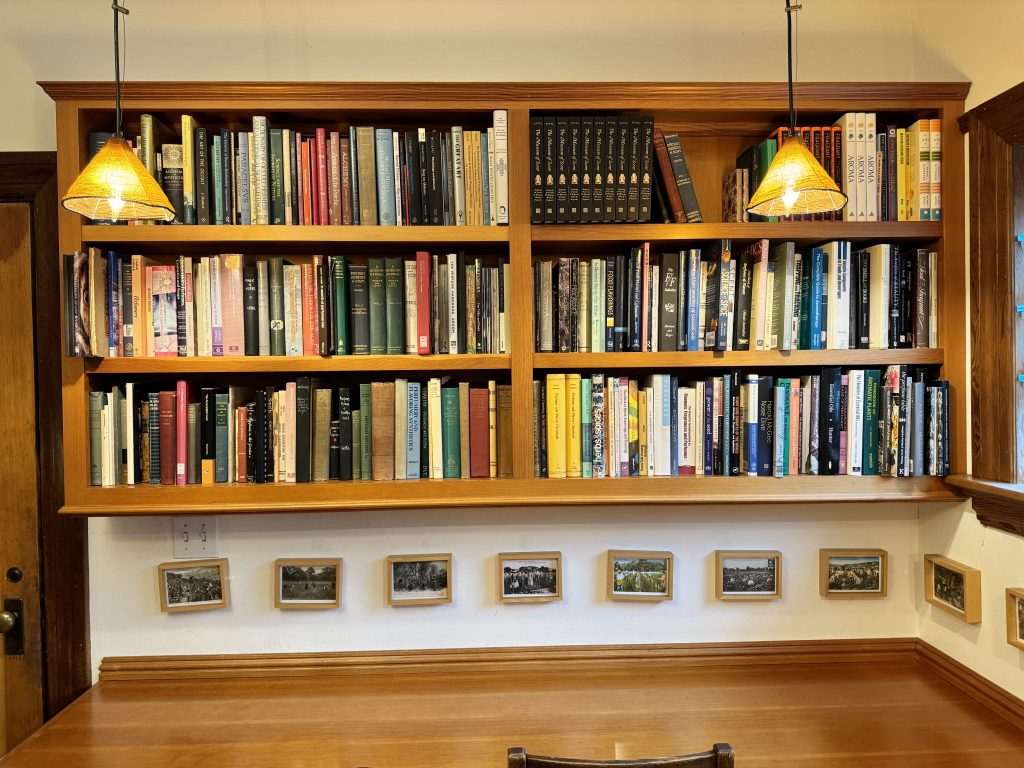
[61,476,961,516]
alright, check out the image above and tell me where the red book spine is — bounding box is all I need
[236,406,248,482]
[415,250,431,354]
[301,263,318,355]
[652,127,686,223]
[340,137,353,225]
[175,380,188,486]
[316,128,330,226]
[158,390,176,486]
[469,387,489,477]
[301,140,313,226]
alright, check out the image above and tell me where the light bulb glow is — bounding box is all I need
[782,187,799,210]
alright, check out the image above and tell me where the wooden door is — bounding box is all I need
[0,203,45,753]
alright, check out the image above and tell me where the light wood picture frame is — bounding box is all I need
[387,553,452,606]
[499,551,562,603]
[274,558,342,610]
[715,550,782,601]
[819,548,888,599]
[158,558,230,613]
[607,550,673,602]
[924,554,981,623]
[1006,588,1024,651]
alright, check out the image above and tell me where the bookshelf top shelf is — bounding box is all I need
[80,225,510,247]
[530,222,944,245]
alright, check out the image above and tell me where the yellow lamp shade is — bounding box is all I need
[62,136,175,222]
[746,135,847,217]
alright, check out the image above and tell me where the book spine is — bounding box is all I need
[614,118,629,222]
[638,117,654,223]
[492,109,509,225]
[269,128,285,224]
[367,257,386,355]
[158,391,176,485]
[385,256,404,355]
[663,132,702,223]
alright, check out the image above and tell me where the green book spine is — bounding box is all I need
[368,257,386,355]
[798,255,812,350]
[384,256,404,355]
[351,409,362,480]
[862,369,880,475]
[359,383,372,479]
[757,139,778,223]
[211,134,224,225]
[268,257,286,356]
[441,387,461,478]
[269,128,285,224]
[333,256,349,355]
[214,392,229,482]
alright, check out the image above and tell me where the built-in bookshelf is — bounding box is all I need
[44,81,969,515]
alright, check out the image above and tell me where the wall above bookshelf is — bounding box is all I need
[44,80,969,516]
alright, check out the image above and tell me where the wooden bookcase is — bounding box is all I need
[41,81,969,516]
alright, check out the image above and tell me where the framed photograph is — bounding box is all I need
[274,558,342,610]
[1006,588,1024,651]
[607,550,673,602]
[387,553,452,606]
[715,550,782,601]
[924,554,981,623]
[158,558,229,613]
[819,549,888,599]
[499,552,562,603]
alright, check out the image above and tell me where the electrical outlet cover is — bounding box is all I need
[172,516,220,559]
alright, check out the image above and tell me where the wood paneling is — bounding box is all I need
[945,475,1024,537]
[3,639,1023,768]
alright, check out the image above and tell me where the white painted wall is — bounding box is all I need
[2,0,1022,690]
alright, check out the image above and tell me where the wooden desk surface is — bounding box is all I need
[3,660,1023,767]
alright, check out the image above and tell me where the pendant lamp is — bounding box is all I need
[61,1,174,222]
[746,1,846,217]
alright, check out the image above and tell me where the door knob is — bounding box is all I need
[0,610,14,633]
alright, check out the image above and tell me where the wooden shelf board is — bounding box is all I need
[84,354,512,375]
[533,349,945,369]
[61,476,958,516]
[81,224,509,245]
[531,222,943,243]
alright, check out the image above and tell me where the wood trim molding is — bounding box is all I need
[38,80,972,105]
[915,640,1024,732]
[945,475,1024,538]
[958,79,1024,138]
[99,638,918,682]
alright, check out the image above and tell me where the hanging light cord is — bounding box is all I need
[786,1,802,134]
[112,1,129,138]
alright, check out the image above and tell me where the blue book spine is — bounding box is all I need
[590,375,604,478]
[349,126,360,225]
[809,247,825,350]
[148,392,161,484]
[669,375,679,476]
[773,384,786,477]
[211,134,224,225]
[581,377,593,477]
[480,131,491,225]
[374,129,396,225]
[703,382,713,476]
[660,374,671,475]
[106,251,120,356]
[686,249,701,351]
[238,133,252,225]
[406,381,421,480]
[744,376,758,476]
[721,373,732,477]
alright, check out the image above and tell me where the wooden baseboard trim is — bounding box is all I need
[99,638,917,682]
[915,639,1024,732]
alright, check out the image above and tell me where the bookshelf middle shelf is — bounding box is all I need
[532,349,945,370]
[84,353,513,375]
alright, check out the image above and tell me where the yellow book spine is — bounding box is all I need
[638,388,648,476]
[566,373,582,478]
[896,128,907,221]
[628,379,638,476]
[546,373,567,479]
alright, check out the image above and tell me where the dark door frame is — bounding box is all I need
[0,152,90,717]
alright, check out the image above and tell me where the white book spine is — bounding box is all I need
[835,113,859,221]
[781,246,796,350]
[750,261,765,351]
[447,253,458,352]
[836,242,850,349]
[209,255,223,356]
[428,378,443,479]
[256,260,270,356]
[394,379,408,478]
[855,112,867,221]
[591,258,605,353]
[283,264,303,356]
[492,110,509,225]
[393,131,403,226]
[865,113,878,221]
[799,377,812,474]
[252,116,271,225]
[848,370,864,475]
[487,126,498,226]
[652,375,664,476]
[451,126,466,225]
[403,261,418,354]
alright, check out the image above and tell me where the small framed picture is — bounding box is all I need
[1005,588,1024,651]
[924,554,981,623]
[819,549,888,599]
[158,558,229,613]
[716,550,782,601]
[499,552,562,603]
[387,553,452,606]
[275,558,342,610]
[607,550,673,602]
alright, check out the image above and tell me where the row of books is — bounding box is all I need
[533,241,937,354]
[92,110,509,227]
[64,249,510,358]
[88,378,513,487]
[529,115,704,225]
[725,114,941,223]
[534,367,950,479]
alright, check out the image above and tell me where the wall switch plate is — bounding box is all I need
[172,517,219,559]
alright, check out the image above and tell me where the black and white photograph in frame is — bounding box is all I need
[923,554,981,623]
[387,553,452,606]
[716,550,782,601]
[157,558,230,613]
[275,558,341,610]
[499,552,562,603]
[1007,588,1024,651]
[819,549,887,599]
